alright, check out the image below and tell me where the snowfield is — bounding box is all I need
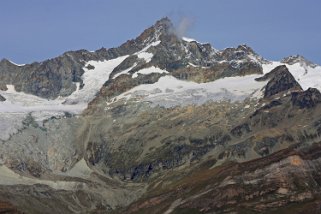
[111,74,267,108]
[64,55,129,104]
[132,66,168,78]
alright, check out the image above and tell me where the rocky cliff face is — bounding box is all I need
[256,65,303,98]
[1,17,321,213]
[0,52,89,98]
[123,142,321,214]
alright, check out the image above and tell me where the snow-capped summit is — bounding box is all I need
[281,55,318,68]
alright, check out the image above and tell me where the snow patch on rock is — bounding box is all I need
[135,40,161,63]
[64,55,128,104]
[132,66,168,78]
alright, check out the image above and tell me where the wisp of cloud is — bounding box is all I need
[174,16,194,38]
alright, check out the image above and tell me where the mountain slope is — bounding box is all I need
[0,17,321,213]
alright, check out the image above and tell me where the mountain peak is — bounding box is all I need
[256,65,302,98]
[154,17,173,31]
[291,87,321,108]
[237,44,255,53]
[281,55,318,68]
[0,58,22,67]
[150,17,175,39]
[119,17,175,51]
[0,58,10,64]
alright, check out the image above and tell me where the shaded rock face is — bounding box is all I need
[124,143,321,214]
[218,44,265,63]
[231,88,321,136]
[145,31,264,82]
[291,87,321,108]
[226,86,321,164]
[0,94,5,101]
[83,101,243,181]
[256,65,302,98]
[108,18,220,78]
[0,51,98,98]
[94,17,175,64]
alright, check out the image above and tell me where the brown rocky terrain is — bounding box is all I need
[122,142,321,214]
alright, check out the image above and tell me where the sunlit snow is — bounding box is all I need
[9,60,25,67]
[182,37,196,42]
[112,74,267,108]
[64,55,128,104]
[135,40,161,63]
[132,66,168,78]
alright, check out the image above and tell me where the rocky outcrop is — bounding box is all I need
[256,65,302,98]
[291,87,321,108]
[226,86,321,165]
[0,94,5,101]
[0,51,95,98]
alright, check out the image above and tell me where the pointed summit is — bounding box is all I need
[256,65,302,98]
[135,17,175,44]
[0,58,11,65]
[112,17,175,56]
[153,17,174,35]
[0,58,22,67]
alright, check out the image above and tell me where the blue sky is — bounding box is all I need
[1,0,320,64]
